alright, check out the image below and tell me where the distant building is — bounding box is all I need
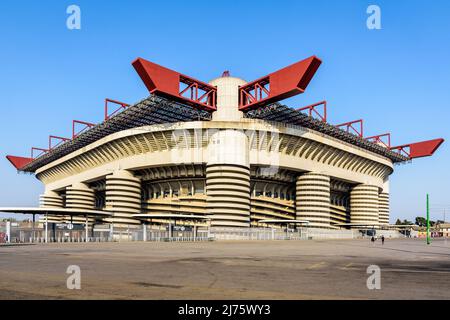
[436,223,450,237]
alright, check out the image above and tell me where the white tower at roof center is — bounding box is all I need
[209,72,247,121]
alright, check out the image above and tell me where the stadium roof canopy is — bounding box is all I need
[7,56,444,173]
[9,96,211,173]
[7,95,411,173]
[244,103,410,162]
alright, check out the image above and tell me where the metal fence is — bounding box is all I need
[210,227,365,240]
[210,227,308,241]
[306,228,358,239]
[2,222,406,244]
[134,228,212,242]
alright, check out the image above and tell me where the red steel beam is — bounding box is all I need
[49,135,71,150]
[365,133,391,148]
[390,138,444,159]
[297,100,327,122]
[31,147,49,159]
[72,120,95,139]
[105,98,130,121]
[132,58,217,112]
[336,119,364,138]
[239,56,322,111]
[6,155,34,170]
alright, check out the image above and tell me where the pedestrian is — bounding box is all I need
[371,236,375,243]
[381,235,385,245]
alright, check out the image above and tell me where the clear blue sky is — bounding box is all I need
[0,0,449,222]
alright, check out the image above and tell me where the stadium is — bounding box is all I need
[2,56,444,241]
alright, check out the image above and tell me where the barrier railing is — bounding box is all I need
[2,224,392,244]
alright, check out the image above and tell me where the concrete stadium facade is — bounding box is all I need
[6,57,442,233]
[35,75,394,230]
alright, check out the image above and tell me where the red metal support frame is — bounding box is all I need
[297,100,327,122]
[390,145,411,158]
[336,119,364,138]
[104,98,130,121]
[132,58,217,112]
[72,120,96,139]
[6,155,34,170]
[365,133,391,148]
[31,147,49,159]
[390,138,444,159]
[239,56,322,111]
[49,135,71,150]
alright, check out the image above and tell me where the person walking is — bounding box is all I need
[381,235,385,245]
[371,236,375,244]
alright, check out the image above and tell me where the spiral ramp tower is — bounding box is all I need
[206,164,251,227]
[105,170,142,226]
[39,190,64,223]
[206,76,251,228]
[350,184,380,226]
[296,173,332,229]
[64,182,96,224]
[40,190,64,208]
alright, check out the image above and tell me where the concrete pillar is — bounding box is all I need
[45,213,48,243]
[109,223,114,241]
[350,184,379,226]
[85,215,89,242]
[210,75,246,122]
[105,170,142,225]
[206,75,250,228]
[143,223,147,241]
[6,221,11,244]
[296,173,331,229]
[206,131,250,228]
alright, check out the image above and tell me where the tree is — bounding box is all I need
[415,217,426,227]
[394,219,413,225]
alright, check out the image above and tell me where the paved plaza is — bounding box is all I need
[0,238,449,299]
